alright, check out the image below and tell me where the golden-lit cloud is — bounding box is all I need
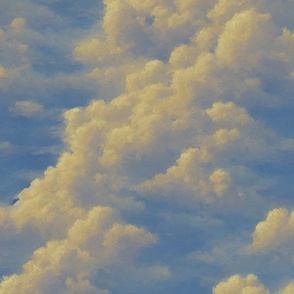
[213,274,270,294]
[0,0,294,292]
[246,208,294,253]
[0,206,155,293]
[279,282,294,294]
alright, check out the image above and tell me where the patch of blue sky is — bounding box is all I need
[250,105,294,138]
[43,0,104,29]
[0,1,104,204]
[1,113,57,201]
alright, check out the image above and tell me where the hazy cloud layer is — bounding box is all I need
[0,0,293,293]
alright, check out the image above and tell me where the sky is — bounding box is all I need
[0,0,294,293]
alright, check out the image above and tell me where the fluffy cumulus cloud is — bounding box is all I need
[246,208,294,253]
[213,274,270,294]
[0,0,294,293]
[0,207,156,294]
[213,275,294,294]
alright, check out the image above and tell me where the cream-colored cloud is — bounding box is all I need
[73,0,213,92]
[62,76,181,174]
[213,274,270,294]
[73,0,153,65]
[9,100,44,117]
[278,281,294,294]
[246,208,294,253]
[102,222,157,263]
[1,0,294,292]
[207,0,265,22]
[209,168,231,197]
[203,101,277,163]
[171,51,217,99]
[0,206,156,294]
[137,148,233,204]
[0,0,285,235]
[212,128,240,146]
[0,65,24,89]
[0,22,32,89]
[64,52,277,208]
[216,8,275,70]
[0,24,30,70]
[73,38,123,65]
[214,275,294,294]
[136,148,210,201]
[125,59,169,92]
[74,0,294,108]
[168,44,197,68]
[10,18,27,33]
[206,101,252,126]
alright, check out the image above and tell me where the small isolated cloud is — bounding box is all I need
[0,141,13,153]
[9,100,44,117]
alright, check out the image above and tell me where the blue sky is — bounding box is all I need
[0,0,294,293]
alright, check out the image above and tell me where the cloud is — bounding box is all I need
[246,208,294,254]
[0,0,294,293]
[213,274,270,294]
[0,206,156,294]
[9,101,44,117]
[0,141,13,153]
[215,8,276,70]
[10,17,27,33]
[0,65,26,91]
[205,101,252,126]
[136,148,233,204]
[279,282,294,294]
[213,275,294,294]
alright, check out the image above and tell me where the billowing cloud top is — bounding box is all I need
[0,0,294,293]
